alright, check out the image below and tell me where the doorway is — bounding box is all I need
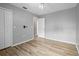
[37,18,45,38]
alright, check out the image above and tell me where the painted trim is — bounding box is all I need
[42,36,76,45]
[45,37,76,45]
[38,35,45,38]
[12,38,33,47]
[76,44,79,55]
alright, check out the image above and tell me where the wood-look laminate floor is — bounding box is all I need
[0,37,78,56]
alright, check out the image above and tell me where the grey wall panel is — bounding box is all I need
[0,3,34,44]
[44,8,76,44]
[0,8,4,49]
[76,3,79,53]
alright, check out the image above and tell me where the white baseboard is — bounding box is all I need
[45,37,76,45]
[75,44,79,54]
[38,35,45,38]
[12,38,33,47]
[39,36,76,45]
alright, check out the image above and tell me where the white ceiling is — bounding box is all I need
[11,3,77,15]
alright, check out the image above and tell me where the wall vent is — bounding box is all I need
[22,6,27,9]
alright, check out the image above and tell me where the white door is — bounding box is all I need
[4,9,13,48]
[37,18,45,38]
[0,8,5,49]
[33,16,38,37]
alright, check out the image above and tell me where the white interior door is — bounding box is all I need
[33,16,38,37]
[4,9,13,48]
[37,18,45,38]
[0,8,5,49]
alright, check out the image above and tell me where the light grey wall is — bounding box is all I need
[0,3,34,44]
[76,3,79,53]
[0,8,5,49]
[44,8,76,44]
